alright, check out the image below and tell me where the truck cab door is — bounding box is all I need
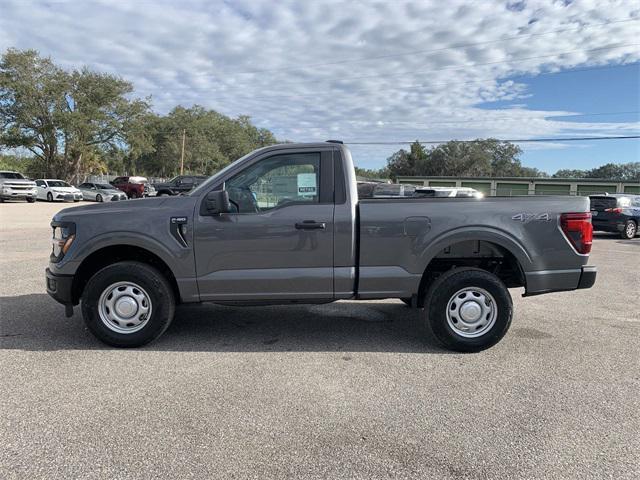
[194,149,335,301]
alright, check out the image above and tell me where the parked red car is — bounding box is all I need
[110,176,156,199]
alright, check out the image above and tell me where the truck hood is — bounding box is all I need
[1,179,36,187]
[48,186,80,193]
[97,189,124,195]
[52,195,197,223]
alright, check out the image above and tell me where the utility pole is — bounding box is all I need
[180,129,186,175]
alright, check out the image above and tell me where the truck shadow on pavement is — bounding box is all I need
[1,294,450,353]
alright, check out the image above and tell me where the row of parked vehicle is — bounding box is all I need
[0,171,209,203]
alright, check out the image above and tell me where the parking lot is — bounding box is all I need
[1,200,638,479]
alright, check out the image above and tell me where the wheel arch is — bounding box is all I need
[413,229,530,307]
[71,244,180,305]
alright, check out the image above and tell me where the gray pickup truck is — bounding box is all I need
[46,141,596,351]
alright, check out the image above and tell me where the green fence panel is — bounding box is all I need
[535,184,570,195]
[461,181,491,195]
[576,184,617,196]
[496,182,528,196]
[623,185,640,194]
[428,180,457,187]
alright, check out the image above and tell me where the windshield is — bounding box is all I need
[47,180,70,187]
[0,172,25,179]
[96,184,113,190]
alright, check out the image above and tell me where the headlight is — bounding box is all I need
[51,222,76,262]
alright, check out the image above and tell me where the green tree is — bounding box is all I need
[385,138,540,178]
[354,166,389,179]
[135,106,277,177]
[0,49,67,175]
[587,162,640,181]
[386,140,429,179]
[1,49,152,182]
[553,169,588,178]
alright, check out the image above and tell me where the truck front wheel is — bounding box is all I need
[81,261,175,347]
[423,268,512,352]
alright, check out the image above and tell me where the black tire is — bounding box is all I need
[81,261,175,347]
[423,268,512,352]
[621,220,637,239]
[47,192,53,202]
[26,197,36,203]
[96,194,103,202]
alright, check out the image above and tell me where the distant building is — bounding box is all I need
[395,176,640,196]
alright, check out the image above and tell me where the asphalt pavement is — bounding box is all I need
[1,201,639,479]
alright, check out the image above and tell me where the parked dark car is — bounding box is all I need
[110,176,156,199]
[153,175,208,196]
[590,194,640,239]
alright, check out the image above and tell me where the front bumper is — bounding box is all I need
[45,268,75,306]
[1,188,37,199]
[524,266,597,296]
[52,192,82,201]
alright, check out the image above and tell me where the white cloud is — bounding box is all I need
[1,0,639,168]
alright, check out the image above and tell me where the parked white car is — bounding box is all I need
[415,186,484,198]
[77,182,127,202]
[35,179,83,202]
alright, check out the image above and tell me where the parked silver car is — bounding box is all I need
[77,182,128,202]
[0,171,37,202]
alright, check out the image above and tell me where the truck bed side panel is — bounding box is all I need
[357,196,591,298]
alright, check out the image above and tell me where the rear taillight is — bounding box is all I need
[604,207,623,214]
[560,212,593,254]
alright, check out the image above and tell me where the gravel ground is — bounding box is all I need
[1,201,639,479]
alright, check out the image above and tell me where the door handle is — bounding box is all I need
[295,221,326,230]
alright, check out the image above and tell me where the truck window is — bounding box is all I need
[226,153,321,213]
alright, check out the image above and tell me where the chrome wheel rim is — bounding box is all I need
[98,281,152,334]
[626,222,635,237]
[446,287,497,338]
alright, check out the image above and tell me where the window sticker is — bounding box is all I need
[297,173,317,196]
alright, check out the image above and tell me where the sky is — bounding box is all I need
[1,0,639,173]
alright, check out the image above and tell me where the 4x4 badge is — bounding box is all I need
[512,213,551,222]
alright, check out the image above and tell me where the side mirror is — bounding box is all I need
[205,190,231,215]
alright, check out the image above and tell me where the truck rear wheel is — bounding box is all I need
[81,261,175,347]
[423,268,512,352]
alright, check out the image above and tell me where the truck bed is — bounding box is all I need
[356,195,591,298]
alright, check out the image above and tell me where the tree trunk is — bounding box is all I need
[68,152,83,184]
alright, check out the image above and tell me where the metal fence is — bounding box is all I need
[79,174,170,185]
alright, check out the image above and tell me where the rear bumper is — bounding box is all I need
[45,268,75,305]
[524,266,597,296]
[577,265,597,289]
